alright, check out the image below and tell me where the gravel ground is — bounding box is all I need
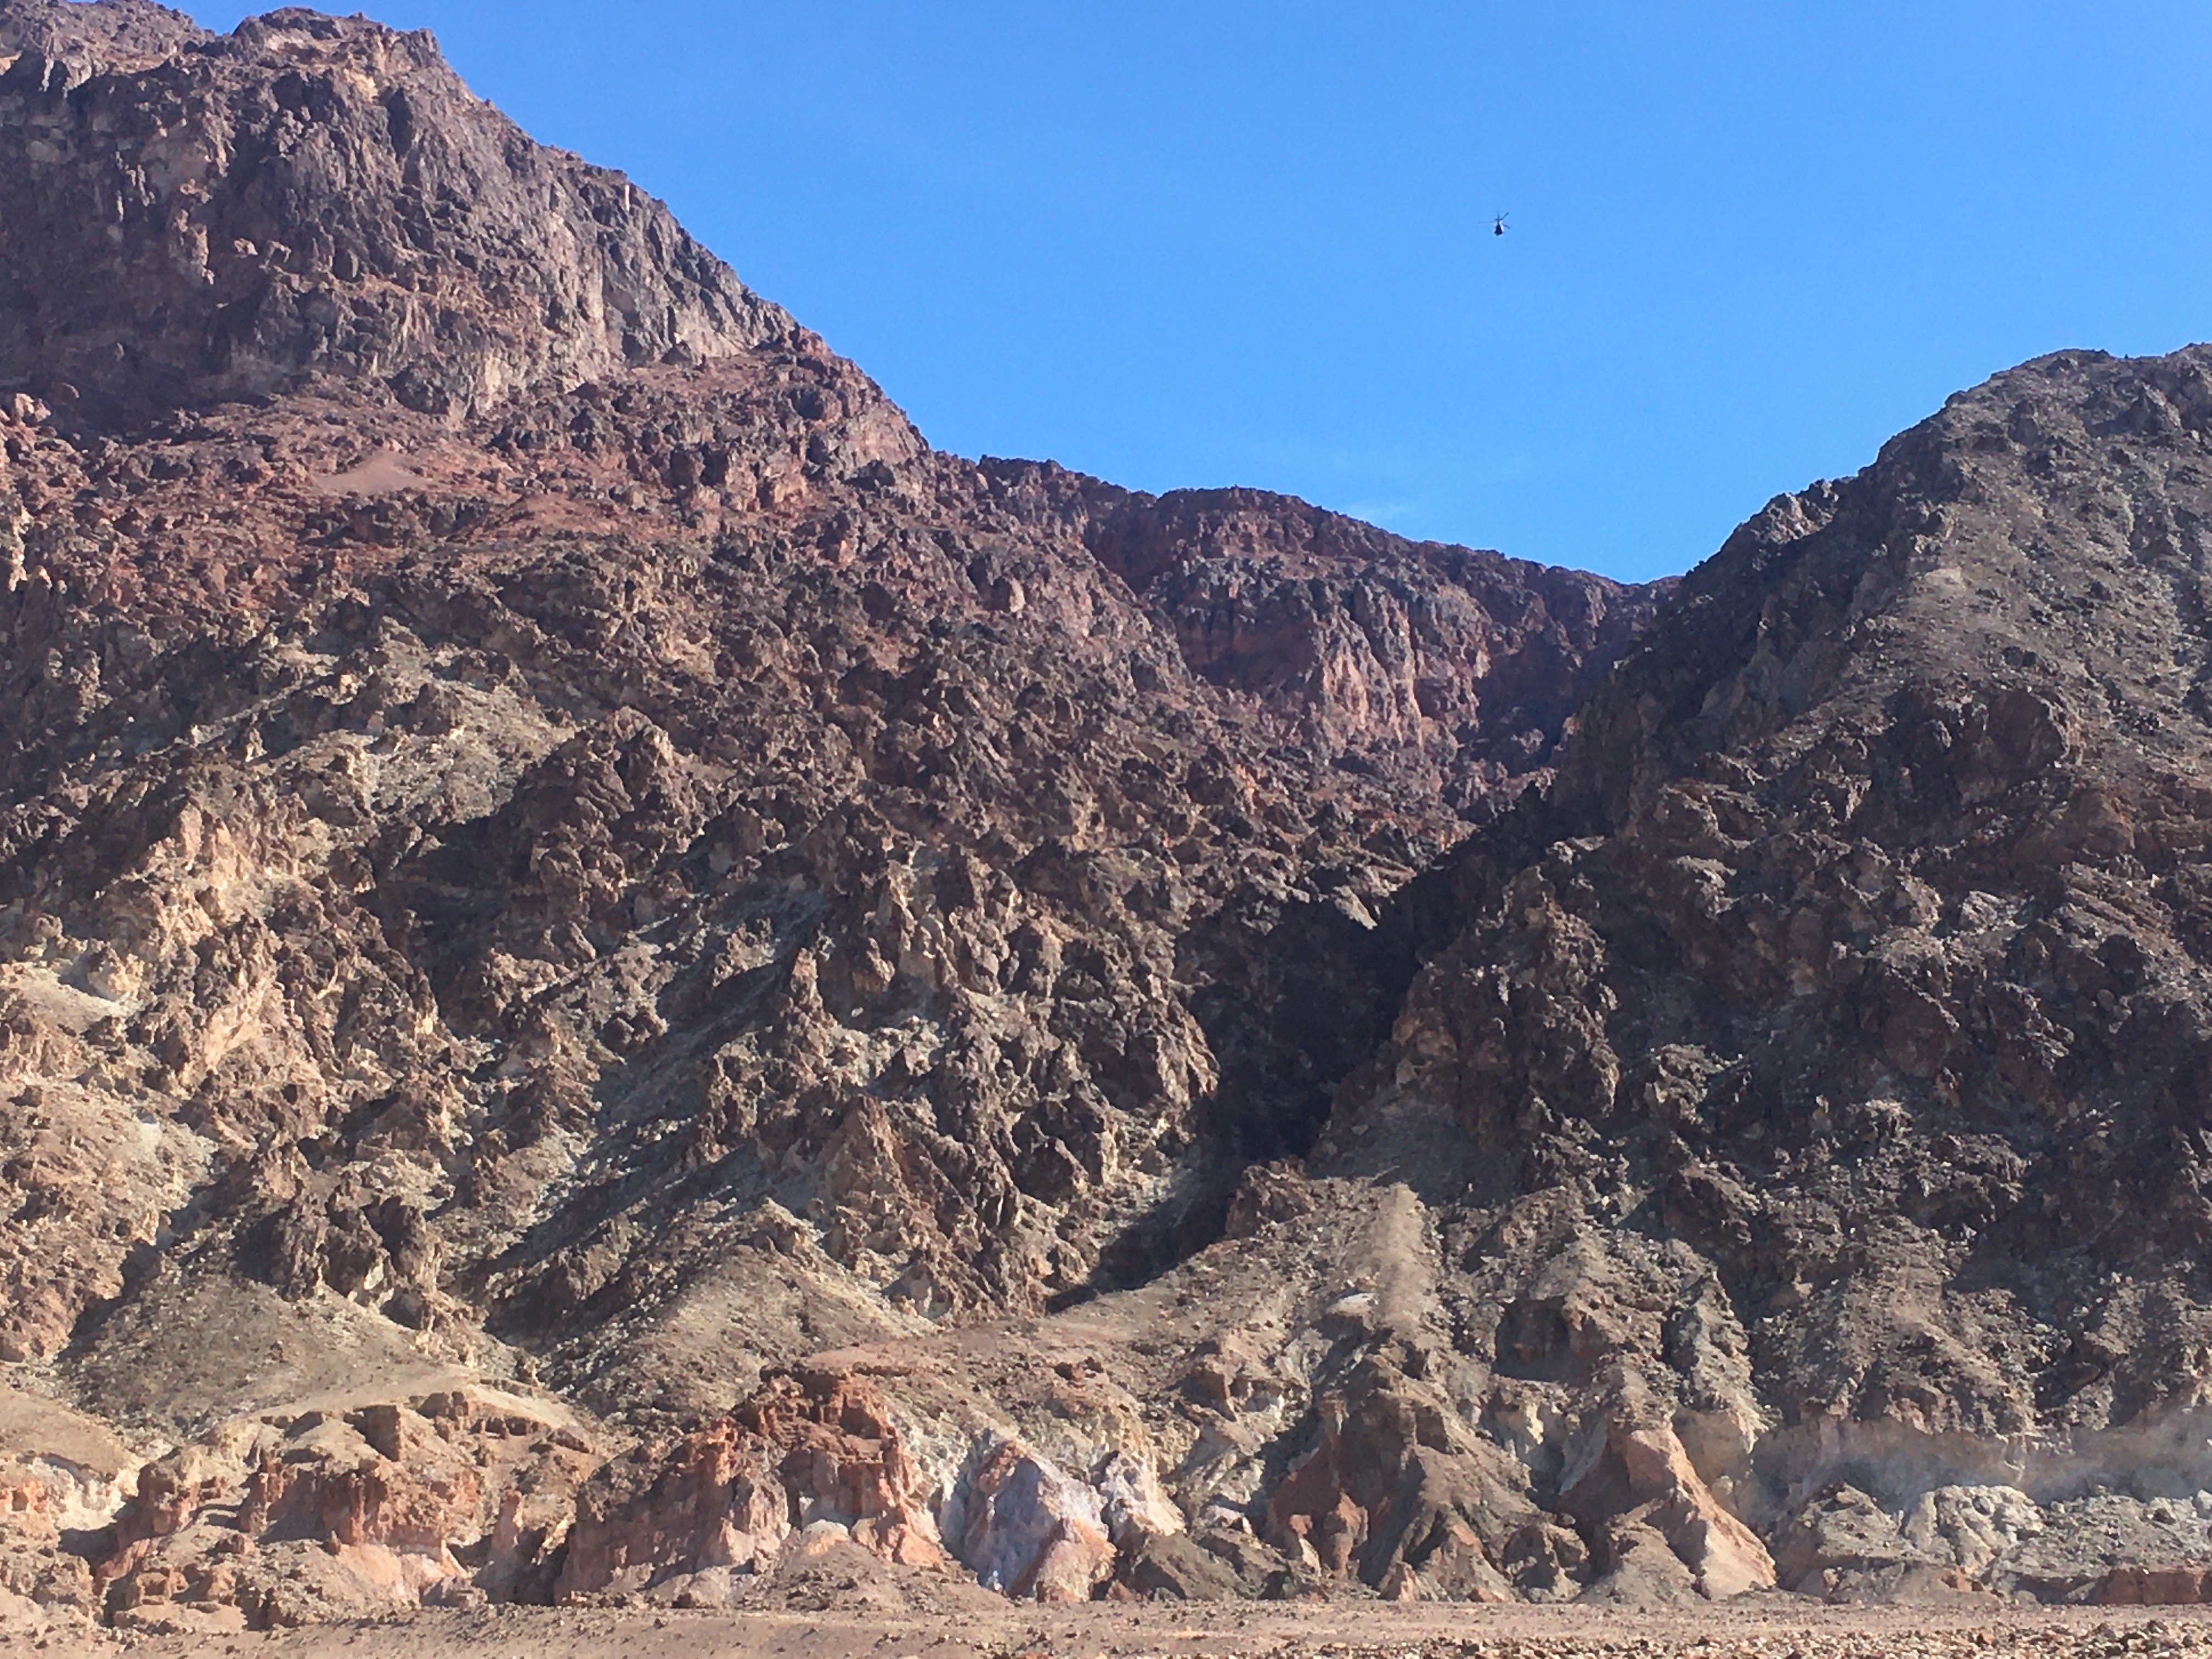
[25,1602,2212,1659]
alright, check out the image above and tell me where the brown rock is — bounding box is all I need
[557,1424,789,1598]
[0,2,787,425]
[1602,1422,1774,1599]
[27,0,2212,1628]
[1262,1358,1551,1600]
[2097,1566,2212,1605]
[1113,1530,1246,1602]
[91,1390,600,1624]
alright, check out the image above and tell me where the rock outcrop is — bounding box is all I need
[947,1440,1115,1601]
[92,1384,599,1631]
[0,1,786,423]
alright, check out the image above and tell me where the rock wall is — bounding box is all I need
[0,3,788,422]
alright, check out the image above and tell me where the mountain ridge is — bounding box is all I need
[0,1,788,425]
[6,0,2212,1638]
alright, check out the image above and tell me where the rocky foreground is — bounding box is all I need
[28,1602,2212,1659]
[7,0,2212,1640]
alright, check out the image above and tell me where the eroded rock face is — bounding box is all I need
[17,0,2212,1630]
[1261,1353,1562,1600]
[1,1452,98,1632]
[88,1385,598,1631]
[0,0,1658,1419]
[999,471,1655,820]
[0,2,786,422]
[558,1425,788,1600]
[1559,1418,1773,1599]
[1312,344,2212,1602]
[0,0,1667,1627]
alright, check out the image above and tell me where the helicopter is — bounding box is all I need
[1492,212,1510,237]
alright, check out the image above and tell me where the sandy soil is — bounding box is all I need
[25,1602,2212,1659]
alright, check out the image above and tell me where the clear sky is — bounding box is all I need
[184,2,2212,583]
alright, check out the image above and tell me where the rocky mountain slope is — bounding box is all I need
[0,0,783,421]
[1300,343,2212,1606]
[5,0,2212,1640]
[0,0,1663,1634]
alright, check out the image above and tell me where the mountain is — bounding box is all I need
[0,1,1663,1633]
[6,0,2212,1640]
[1310,344,2212,1603]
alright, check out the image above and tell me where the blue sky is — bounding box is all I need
[187,3,2212,582]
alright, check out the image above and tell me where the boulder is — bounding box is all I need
[947,1440,1112,1601]
[1562,1417,1774,1599]
[1114,1528,1246,1601]
[1577,1518,1704,1606]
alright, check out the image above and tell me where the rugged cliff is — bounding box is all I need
[1307,345,2212,1603]
[0,1,1672,1635]
[9,0,2212,1640]
[0,0,783,421]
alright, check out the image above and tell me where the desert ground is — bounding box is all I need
[22,1602,2212,1659]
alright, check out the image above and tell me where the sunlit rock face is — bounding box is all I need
[0,1,787,424]
[0,0,1671,1631]
[18,0,2212,1632]
[1316,344,2212,1603]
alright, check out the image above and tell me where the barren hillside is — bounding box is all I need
[7,0,2212,1641]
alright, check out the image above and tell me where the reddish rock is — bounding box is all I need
[1262,1359,1548,1600]
[1568,1421,1774,1600]
[93,1392,600,1626]
[736,1368,943,1559]
[558,1367,946,1600]
[2097,1566,2212,1605]
[949,1440,1112,1601]
[557,1424,789,1598]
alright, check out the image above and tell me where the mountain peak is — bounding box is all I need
[0,0,789,424]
